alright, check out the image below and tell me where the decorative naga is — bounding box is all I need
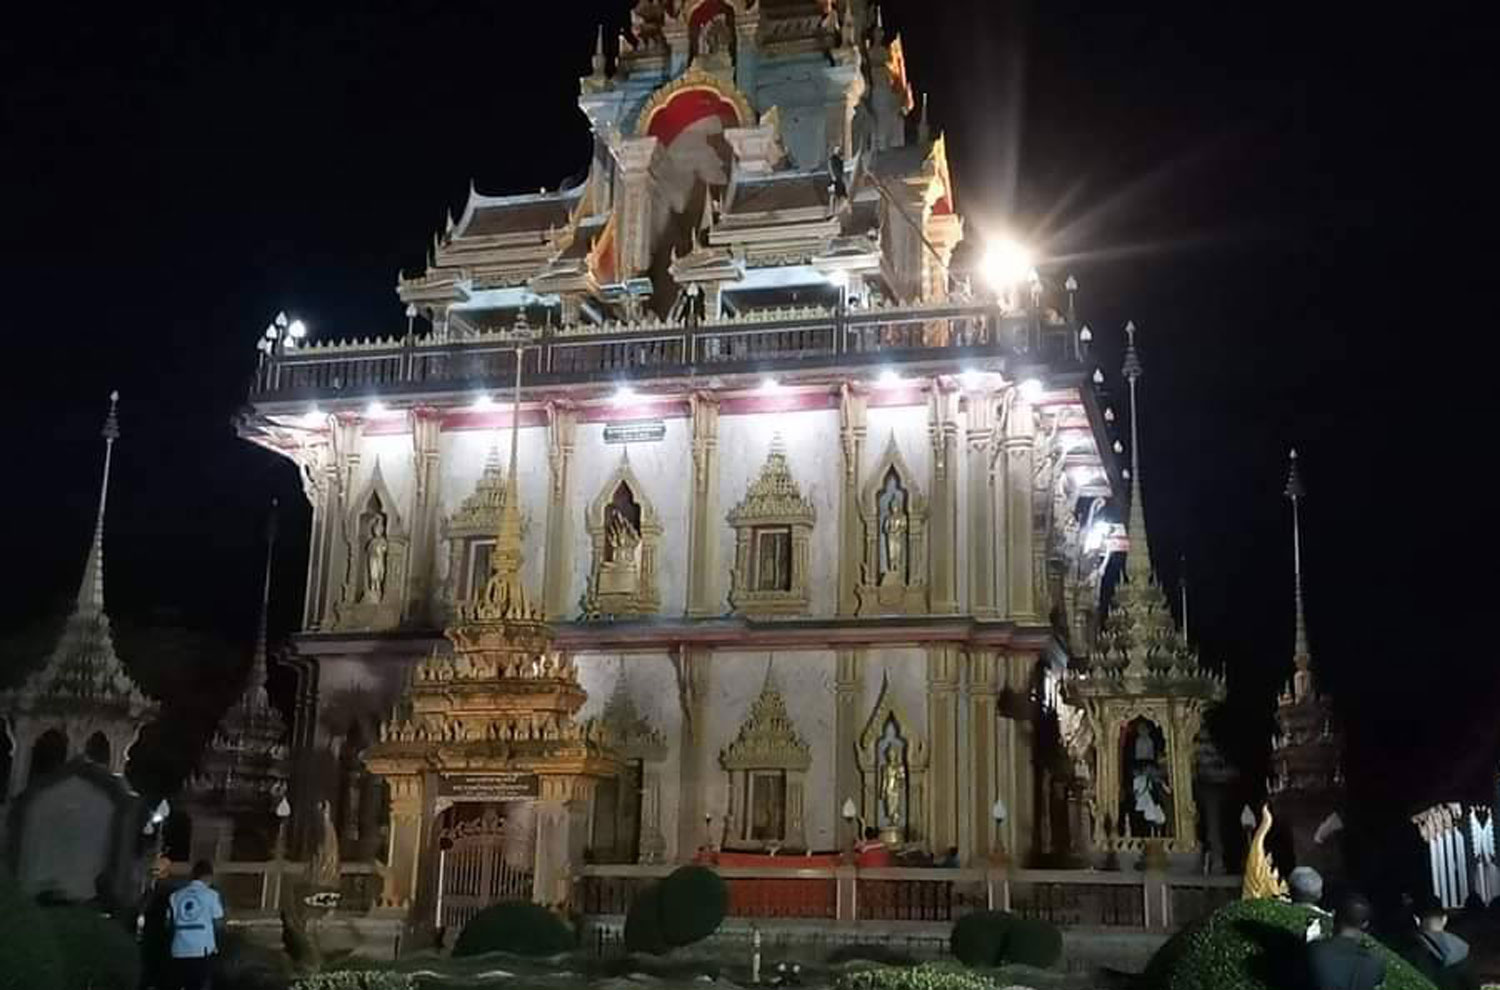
[1241,804,1289,900]
[310,799,342,892]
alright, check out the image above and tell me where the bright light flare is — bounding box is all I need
[612,386,639,407]
[980,236,1034,292]
[366,400,390,418]
[959,369,986,391]
[1019,378,1044,403]
[301,407,324,429]
[759,377,785,395]
[876,369,903,389]
[287,319,308,339]
[471,394,496,412]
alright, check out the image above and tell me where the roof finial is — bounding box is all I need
[1179,554,1189,641]
[77,390,121,614]
[1121,322,1152,583]
[1286,448,1312,683]
[591,24,607,78]
[247,499,278,703]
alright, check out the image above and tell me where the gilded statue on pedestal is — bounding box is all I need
[878,474,909,586]
[879,743,907,830]
[364,513,388,603]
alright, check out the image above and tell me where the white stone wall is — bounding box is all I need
[716,408,842,616]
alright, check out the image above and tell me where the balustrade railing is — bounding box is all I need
[165,860,382,915]
[252,304,1080,403]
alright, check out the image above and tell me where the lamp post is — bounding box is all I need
[991,798,1009,866]
[274,795,292,861]
[258,311,308,359]
[841,797,861,848]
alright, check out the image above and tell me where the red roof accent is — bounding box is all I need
[646,88,743,147]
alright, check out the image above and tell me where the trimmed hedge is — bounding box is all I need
[214,929,296,990]
[452,900,575,958]
[624,883,670,955]
[949,911,1062,969]
[0,871,62,990]
[834,962,1000,990]
[44,907,141,990]
[1141,898,1437,990]
[658,866,729,947]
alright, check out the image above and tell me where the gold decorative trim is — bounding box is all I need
[726,435,816,617]
[635,66,755,138]
[581,453,663,618]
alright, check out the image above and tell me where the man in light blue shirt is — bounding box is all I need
[168,860,224,990]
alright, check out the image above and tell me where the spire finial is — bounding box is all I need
[247,499,278,702]
[1179,554,1189,641]
[1121,322,1151,583]
[1286,448,1311,681]
[918,92,930,143]
[591,24,606,78]
[77,390,121,613]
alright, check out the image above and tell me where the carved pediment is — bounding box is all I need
[589,664,668,762]
[727,437,816,528]
[721,666,810,771]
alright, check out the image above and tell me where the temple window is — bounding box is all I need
[463,539,496,601]
[583,456,662,618]
[726,437,816,617]
[720,666,811,852]
[748,771,787,841]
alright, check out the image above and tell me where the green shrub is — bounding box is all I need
[1141,898,1437,990]
[827,943,918,966]
[0,870,63,990]
[623,883,670,955]
[657,865,728,947]
[214,929,295,990]
[291,974,416,990]
[834,961,999,990]
[43,906,141,990]
[451,900,574,958]
[950,911,1060,969]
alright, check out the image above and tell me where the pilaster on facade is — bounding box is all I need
[1002,397,1039,623]
[925,644,962,854]
[834,648,864,849]
[295,431,333,630]
[837,385,868,617]
[1002,651,1039,863]
[379,774,425,909]
[614,136,663,279]
[928,385,961,613]
[964,389,999,618]
[687,393,722,617]
[320,415,364,629]
[672,647,712,860]
[543,404,578,619]
[965,649,1002,862]
[407,408,443,624]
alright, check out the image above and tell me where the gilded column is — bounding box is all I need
[925,645,961,853]
[966,649,1002,861]
[407,408,443,623]
[543,403,577,619]
[1002,394,1038,621]
[964,389,998,618]
[687,393,721,617]
[834,648,864,849]
[928,385,960,613]
[673,647,712,859]
[837,385,868,616]
[615,137,662,279]
[379,775,425,909]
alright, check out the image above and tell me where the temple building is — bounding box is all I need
[1267,450,1346,879]
[2,393,157,801]
[237,1,1224,930]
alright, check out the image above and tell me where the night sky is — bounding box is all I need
[2,1,1490,873]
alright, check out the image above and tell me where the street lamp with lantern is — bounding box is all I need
[258,311,308,359]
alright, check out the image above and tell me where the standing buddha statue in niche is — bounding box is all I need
[364,513,389,603]
[880,743,907,829]
[881,487,908,585]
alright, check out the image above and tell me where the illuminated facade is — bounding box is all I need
[237,1,1214,926]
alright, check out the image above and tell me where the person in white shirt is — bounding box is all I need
[167,860,225,990]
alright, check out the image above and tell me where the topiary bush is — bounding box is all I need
[0,870,63,990]
[43,906,141,990]
[834,961,999,990]
[451,900,575,958]
[950,910,1062,969]
[657,865,729,947]
[623,883,670,955]
[1141,898,1437,990]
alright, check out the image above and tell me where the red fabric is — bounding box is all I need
[644,89,742,147]
[855,844,894,868]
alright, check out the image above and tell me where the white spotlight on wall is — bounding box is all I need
[366,400,389,419]
[876,369,903,388]
[1019,378,1044,403]
[471,394,496,412]
[980,237,1034,293]
[759,377,784,395]
[612,385,639,407]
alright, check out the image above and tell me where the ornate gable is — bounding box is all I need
[726,436,817,617]
[721,667,811,772]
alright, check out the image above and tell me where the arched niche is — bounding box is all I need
[332,459,410,631]
[720,665,811,852]
[855,435,930,615]
[1118,716,1173,840]
[84,731,111,766]
[29,728,68,783]
[581,455,662,618]
[857,671,929,846]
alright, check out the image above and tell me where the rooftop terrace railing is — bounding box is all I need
[250,302,1082,405]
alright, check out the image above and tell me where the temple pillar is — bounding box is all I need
[544,404,578,619]
[533,778,593,908]
[1002,395,1038,621]
[380,775,424,909]
[838,386,868,616]
[297,434,333,629]
[925,645,961,853]
[965,389,998,617]
[407,408,442,623]
[673,647,712,858]
[614,137,661,279]
[928,385,960,613]
[834,648,864,849]
[687,394,721,617]
[966,649,1002,862]
[1001,651,1038,862]
[321,415,363,628]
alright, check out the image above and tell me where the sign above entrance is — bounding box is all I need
[604,420,666,445]
[438,772,540,801]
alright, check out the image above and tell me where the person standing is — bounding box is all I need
[1402,901,1478,990]
[1307,894,1386,990]
[167,861,224,990]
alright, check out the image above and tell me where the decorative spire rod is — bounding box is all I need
[1286,449,1310,667]
[1180,554,1189,640]
[77,390,121,614]
[479,317,535,617]
[1121,322,1152,583]
[247,499,278,700]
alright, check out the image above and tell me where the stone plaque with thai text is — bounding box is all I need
[438,772,540,801]
[603,420,666,445]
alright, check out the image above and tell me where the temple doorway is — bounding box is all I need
[435,802,535,934]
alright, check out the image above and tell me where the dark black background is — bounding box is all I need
[1,0,1491,882]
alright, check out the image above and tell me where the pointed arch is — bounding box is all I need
[333,458,411,630]
[29,728,68,783]
[855,434,930,615]
[581,454,663,618]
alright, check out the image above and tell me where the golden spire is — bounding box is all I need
[1286,449,1313,693]
[1121,320,1152,585]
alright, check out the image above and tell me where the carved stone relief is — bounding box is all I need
[331,460,409,631]
[855,434,929,615]
[856,670,929,845]
[726,435,816,617]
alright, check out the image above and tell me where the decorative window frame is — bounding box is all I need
[332,459,410,631]
[720,667,811,852]
[581,454,662,619]
[441,447,530,613]
[855,435,930,616]
[726,438,816,617]
[588,665,670,863]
